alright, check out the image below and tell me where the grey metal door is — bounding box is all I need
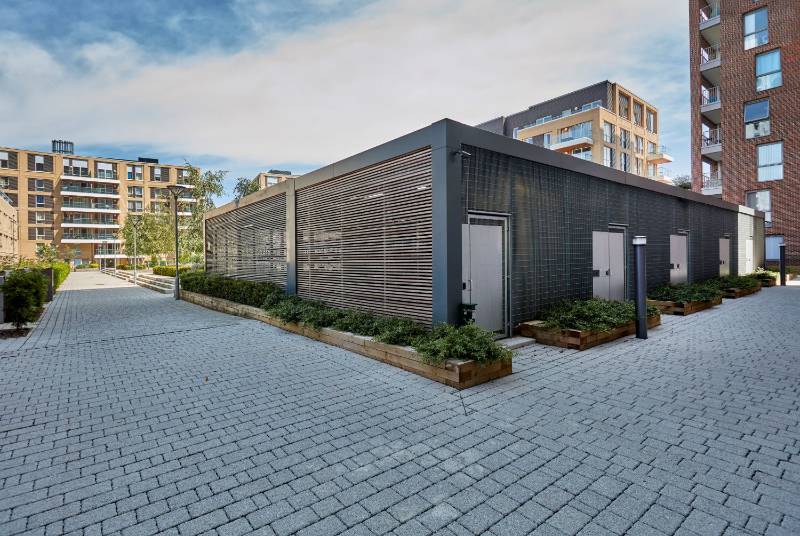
[744,239,754,274]
[462,215,508,335]
[593,231,625,300]
[719,238,730,276]
[670,234,688,285]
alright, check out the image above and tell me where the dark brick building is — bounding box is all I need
[690,0,799,263]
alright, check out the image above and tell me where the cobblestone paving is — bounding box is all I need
[1,271,798,536]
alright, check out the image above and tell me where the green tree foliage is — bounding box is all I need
[179,164,226,262]
[35,244,59,264]
[233,176,260,200]
[121,211,173,259]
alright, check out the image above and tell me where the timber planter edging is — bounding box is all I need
[181,291,511,389]
[722,284,761,299]
[756,277,776,287]
[646,296,722,316]
[518,314,661,351]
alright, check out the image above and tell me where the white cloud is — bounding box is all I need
[0,0,689,171]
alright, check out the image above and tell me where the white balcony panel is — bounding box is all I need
[60,175,120,185]
[94,254,128,259]
[548,136,593,152]
[62,238,123,244]
[61,190,120,199]
[60,206,120,214]
[61,223,120,229]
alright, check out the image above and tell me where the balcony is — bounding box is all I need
[700,45,721,86]
[549,127,593,152]
[62,232,122,244]
[701,128,722,160]
[61,200,120,214]
[61,168,120,185]
[61,217,119,229]
[94,247,126,259]
[61,184,120,199]
[699,2,720,43]
[701,171,722,196]
[648,168,673,183]
[647,145,674,164]
[700,86,721,123]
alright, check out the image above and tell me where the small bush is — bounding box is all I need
[180,271,284,308]
[374,318,428,346]
[648,283,721,303]
[88,262,99,269]
[267,297,343,329]
[413,324,512,365]
[540,298,659,332]
[51,261,70,289]
[153,265,192,277]
[753,268,778,282]
[332,310,386,336]
[709,275,760,290]
[3,270,48,328]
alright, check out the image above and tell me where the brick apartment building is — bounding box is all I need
[690,0,799,263]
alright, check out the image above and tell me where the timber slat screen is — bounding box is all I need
[296,149,433,324]
[205,193,287,287]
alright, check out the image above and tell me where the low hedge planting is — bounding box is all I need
[540,298,659,332]
[153,265,192,277]
[181,271,510,363]
[3,270,48,328]
[753,268,778,282]
[648,282,721,303]
[709,275,761,290]
[51,261,70,290]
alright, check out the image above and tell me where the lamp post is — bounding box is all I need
[633,235,648,339]
[165,184,187,300]
[131,215,143,286]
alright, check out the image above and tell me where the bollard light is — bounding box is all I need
[633,236,647,339]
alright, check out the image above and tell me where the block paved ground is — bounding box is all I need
[1,270,799,536]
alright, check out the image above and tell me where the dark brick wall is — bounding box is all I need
[690,0,799,263]
[463,146,739,325]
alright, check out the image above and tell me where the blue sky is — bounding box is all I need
[0,0,690,203]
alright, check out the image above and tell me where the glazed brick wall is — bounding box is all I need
[463,146,739,326]
[690,0,800,263]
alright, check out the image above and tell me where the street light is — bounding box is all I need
[130,215,144,286]
[165,184,188,300]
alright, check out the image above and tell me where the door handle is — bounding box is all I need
[606,270,610,276]
[670,263,675,269]
[592,270,600,277]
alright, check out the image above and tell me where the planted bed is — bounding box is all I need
[647,283,722,315]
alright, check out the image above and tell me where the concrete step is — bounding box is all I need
[498,336,536,350]
[102,270,174,294]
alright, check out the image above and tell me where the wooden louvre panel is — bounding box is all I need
[206,193,287,287]
[295,148,433,325]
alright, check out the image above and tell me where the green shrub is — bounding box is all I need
[413,324,512,365]
[332,310,385,336]
[540,298,659,332]
[648,282,721,303]
[153,265,192,277]
[51,261,70,289]
[709,275,760,290]
[3,270,48,328]
[180,271,284,308]
[374,318,428,346]
[754,268,778,282]
[88,262,99,269]
[267,297,343,329]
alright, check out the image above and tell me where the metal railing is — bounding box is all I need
[648,145,670,155]
[96,169,118,180]
[63,232,119,240]
[700,44,721,65]
[702,171,722,189]
[702,128,722,147]
[62,200,119,210]
[555,123,593,144]
[699,1,720,23]
[63,217,118,225]
[62,184,119,195]
[701,86,720,106]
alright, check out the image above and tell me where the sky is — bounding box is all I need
[0,0,691,203]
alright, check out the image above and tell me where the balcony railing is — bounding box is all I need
[702,128,722,147]
[62,185,120,195]
[700,45,721,66]
[62,200,119,210]
[96,169,118,180]
[63,168,119,180]
[702,171,722,189]
[555,124,593,144]
[63,167,90,177]
[63,232,119,240]
[701,87,720,106]
[649,145,670,155]
[699,1,720,23]
[63,217,118,225]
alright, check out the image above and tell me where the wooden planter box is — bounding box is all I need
[181,291,511,389]
[757,278,776,287]
[647,295,722,315]
[518,314,661,351]
[722,284,761,299]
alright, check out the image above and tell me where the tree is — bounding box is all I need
[3,270,47,329]
[121,211,173,260]
[672,174,692,190]
[233,176,259,200]
[180,164,226,262]
[35,244,59,264]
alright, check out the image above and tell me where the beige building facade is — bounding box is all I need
[0,142,195,265]
[256,170,298,190]
[477,81,674,183]
[0,192,19,260]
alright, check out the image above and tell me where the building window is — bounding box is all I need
[646,110,656,133]
[35,179,46,191]
[35,228,47,239]
[744,99,770,139]
[619,129,630,150]
[35,212,47,223]
[619,94,629,120]
[523,137,533,144]
[603,147,615,168]
[128,186,143,197]
[542,133,551,148]
[633,102,643,126]
[648,163,657,178]
[765,235,783,261]
[620,153,630,172]
[127,165,143,180]
[744,8,768,50]
[0,177,9,188]
[0,151,8,168]
[34,155,45,171]
[97,162,115,179]
[35,195,46,207]
[634,158,643,175]
[602,122,614,143]
[152,167,162,181]
[756,49,782,91]
[635,136,644,154]
[757,142,783,181]
[746,190,772,226]
[128,200,143,212]
[571,147,592,161]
